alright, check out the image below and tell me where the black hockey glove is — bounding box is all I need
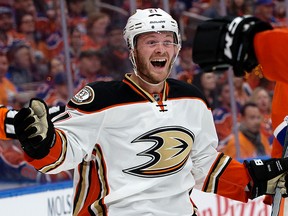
[244,158,288,199]
[14,99,56,159]
[192,17,232,73]
[193,15,272,77]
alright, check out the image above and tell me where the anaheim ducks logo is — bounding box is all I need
[123,126,194,178]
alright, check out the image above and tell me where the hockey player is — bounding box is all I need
[192,15,288,215]
[11,9,288,216]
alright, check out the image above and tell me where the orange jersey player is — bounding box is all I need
[254,29,288,158]
[193,16,288,216]
[254,29,288,214]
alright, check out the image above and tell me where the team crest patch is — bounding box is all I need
[71,86,94,105]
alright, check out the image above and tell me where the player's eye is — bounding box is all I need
[145,41,176,48]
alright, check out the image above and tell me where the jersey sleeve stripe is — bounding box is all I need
[73,160,93,215]
[203,153,250,202]
[202,153,232,193]
[31,129,67,172]
[73,145,110,216]
[90,144,109,215]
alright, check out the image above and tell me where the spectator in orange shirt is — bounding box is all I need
[223,102,271,159]
[0,52,17,107]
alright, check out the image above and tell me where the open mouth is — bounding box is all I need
[151,59,167,68]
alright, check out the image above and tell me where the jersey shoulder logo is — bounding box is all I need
[71,86,94,105]
[123,126,194,178]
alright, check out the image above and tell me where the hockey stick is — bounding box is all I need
[271,121,288,216]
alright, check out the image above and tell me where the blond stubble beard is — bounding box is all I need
[134,51,172,85]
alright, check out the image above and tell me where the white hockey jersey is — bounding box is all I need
[24,74,251,216]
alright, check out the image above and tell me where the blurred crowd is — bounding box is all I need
[0,0,284,184]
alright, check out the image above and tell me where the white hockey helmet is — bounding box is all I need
[123,8,181,50]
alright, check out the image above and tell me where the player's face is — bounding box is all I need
[134,31,178,84]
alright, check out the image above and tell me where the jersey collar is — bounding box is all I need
[123,73,169,103]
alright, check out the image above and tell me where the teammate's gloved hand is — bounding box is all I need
[14,99,56,159]
[244,158,288,199]
[193,15,272,76]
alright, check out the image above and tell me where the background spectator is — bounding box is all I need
[249,86,273,143]
[36,57,66,100]
[15,11,47,60]
[201,0,224,18]
[66,0,88,33]
[254,0,278,25]
[192,72,218,109]
[13,0,37,16]
[44,72,69,107]
[74,49,112,92]
[0,4,25,53]
[82,12,110,51]
[68,26,84,60]
[233,76,252,107]
[0,52,17,107]
[223,102,271,159]
[213,82,241,147]
[174,40,197,83]
[99,23,132,81]
[227,0,253,16]
[6,42,38,87]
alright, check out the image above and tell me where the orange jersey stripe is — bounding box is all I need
[74,144,109,215]
[29,129,67,171]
